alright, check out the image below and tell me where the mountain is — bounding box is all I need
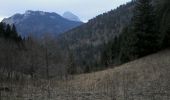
[62,11,81,22]
[2,10,83,37]
[57,2,134,70]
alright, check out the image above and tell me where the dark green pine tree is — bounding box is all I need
[101,36,121,66]
[111,36,121,64]
[131,0,159,57]
[11,24,18,39]
[119,26,137,62]
[5,24,12,39]
[67,51,77,75]
[162,23,170,47]
[0,23,5,37]
[101,40,114,67]
[156,0,170,48]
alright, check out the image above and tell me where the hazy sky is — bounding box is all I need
[0,0,131,22]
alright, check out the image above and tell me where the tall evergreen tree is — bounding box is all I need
[119,27,136,62]
[156,0,170,48]
[0,23,5,37]
[5,24,12,39]
[131,0,159,57]
[11,24,18,39]
[162,22,170,47]
[67,51,76,75]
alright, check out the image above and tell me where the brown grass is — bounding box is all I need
[1,49,170,100]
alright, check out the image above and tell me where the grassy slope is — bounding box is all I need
[1,49,170,100]
[63,49,170,100]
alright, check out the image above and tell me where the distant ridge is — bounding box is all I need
[2,10,83,37]
[62,11,81,22]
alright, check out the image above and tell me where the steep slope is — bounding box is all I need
[63,11,81,22]
[2,10,83,37]
[58,2,134,70]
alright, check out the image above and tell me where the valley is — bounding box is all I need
[0,0,170,100]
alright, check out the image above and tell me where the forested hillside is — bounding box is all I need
[101,0,170,67]
[58,2,135,72]
[0,22,71,80]
[58,0,170,73]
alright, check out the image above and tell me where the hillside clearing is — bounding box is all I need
[1,49,170,100]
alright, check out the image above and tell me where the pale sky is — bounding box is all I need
[0,0,131,22]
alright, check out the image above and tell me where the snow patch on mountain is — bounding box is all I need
[62,11,81,22]
[39,11,46,16]
[2,18,14,25]
[50,16,56,19]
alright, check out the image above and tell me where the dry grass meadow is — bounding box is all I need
[1,49,170,100]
